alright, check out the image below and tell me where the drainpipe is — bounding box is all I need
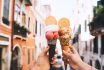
[10,0,15,51]
[10,0,15,69]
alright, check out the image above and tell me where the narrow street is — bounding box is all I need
[0,0,104,70]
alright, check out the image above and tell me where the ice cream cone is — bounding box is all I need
[62,46,70,53]
[45,16,61,70]
[58,18,72,70]
[58,27,71,53]
[45,25,59,64]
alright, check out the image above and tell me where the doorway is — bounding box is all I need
[10,47,22,70]
[95,60,101,70]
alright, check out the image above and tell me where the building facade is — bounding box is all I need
[0,0,37,70]
[0,0,52,70]
[89,0,104,70]
[72,0,104,70]
[34,0,51,60]
[0,0,14,70]
[10,0,37,70]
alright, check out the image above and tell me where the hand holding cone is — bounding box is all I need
[58,18,72,69]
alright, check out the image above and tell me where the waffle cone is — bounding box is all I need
[62,46,70,52]
[62,46,69,64]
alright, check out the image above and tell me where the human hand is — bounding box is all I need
[62,46,83,70]
[62,46,97,70]
[36,46,50,70]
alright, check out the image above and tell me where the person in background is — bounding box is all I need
[33,46,97,70]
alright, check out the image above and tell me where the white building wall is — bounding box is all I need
[73,0,104,69]
[72,0,100,69]
[34,0,51,59]
[98,35,101,56]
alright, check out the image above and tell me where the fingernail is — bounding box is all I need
[62,50,65,52]
[52,57,55,60]
[46,46,49,48]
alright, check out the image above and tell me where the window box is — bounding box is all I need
[25,0,32,6]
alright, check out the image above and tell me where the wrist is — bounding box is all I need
[77,61,96,70]
[77,61,88,70]
[77,60,84,66]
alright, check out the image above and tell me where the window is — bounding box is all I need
[0,48,2,70]
[101,35,104,54]
[72,35,78,44]
[35,20,37,34]
[78,24,81,34]
[97,1,101,6]
[40,24,41,36]
[22,13,26,25]
[95,60,101,70]
[89,60,92,66]
[101,0,104,5]
[90,41,92,51]
[22,5,26,25]
[32,49,34,60]
[28,17,30,28]
[14,4,20,22]
[93,37,98,53]
[85,42,87,51]
[85,20,87,32]
[33,23,35,37]
[2,0,10,25]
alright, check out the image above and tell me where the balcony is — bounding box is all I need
[25,0,32,6]
[89,13,104,36]
[13,21,29,38]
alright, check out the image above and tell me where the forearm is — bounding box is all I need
[34,63,50,70]
[77,61,97,70]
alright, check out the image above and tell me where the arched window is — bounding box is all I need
[93,37,98,53]
[10,47,22,70]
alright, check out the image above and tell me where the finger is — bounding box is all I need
[69,46,77,54]
[52,57,56,61]
[62,50,71,58]
[42,46,49,55]
[51,60,56,64]
[51,57,56,64]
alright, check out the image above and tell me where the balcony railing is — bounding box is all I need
[13,21,28,38]
[25,0,32,6]
[89,13,104,35]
